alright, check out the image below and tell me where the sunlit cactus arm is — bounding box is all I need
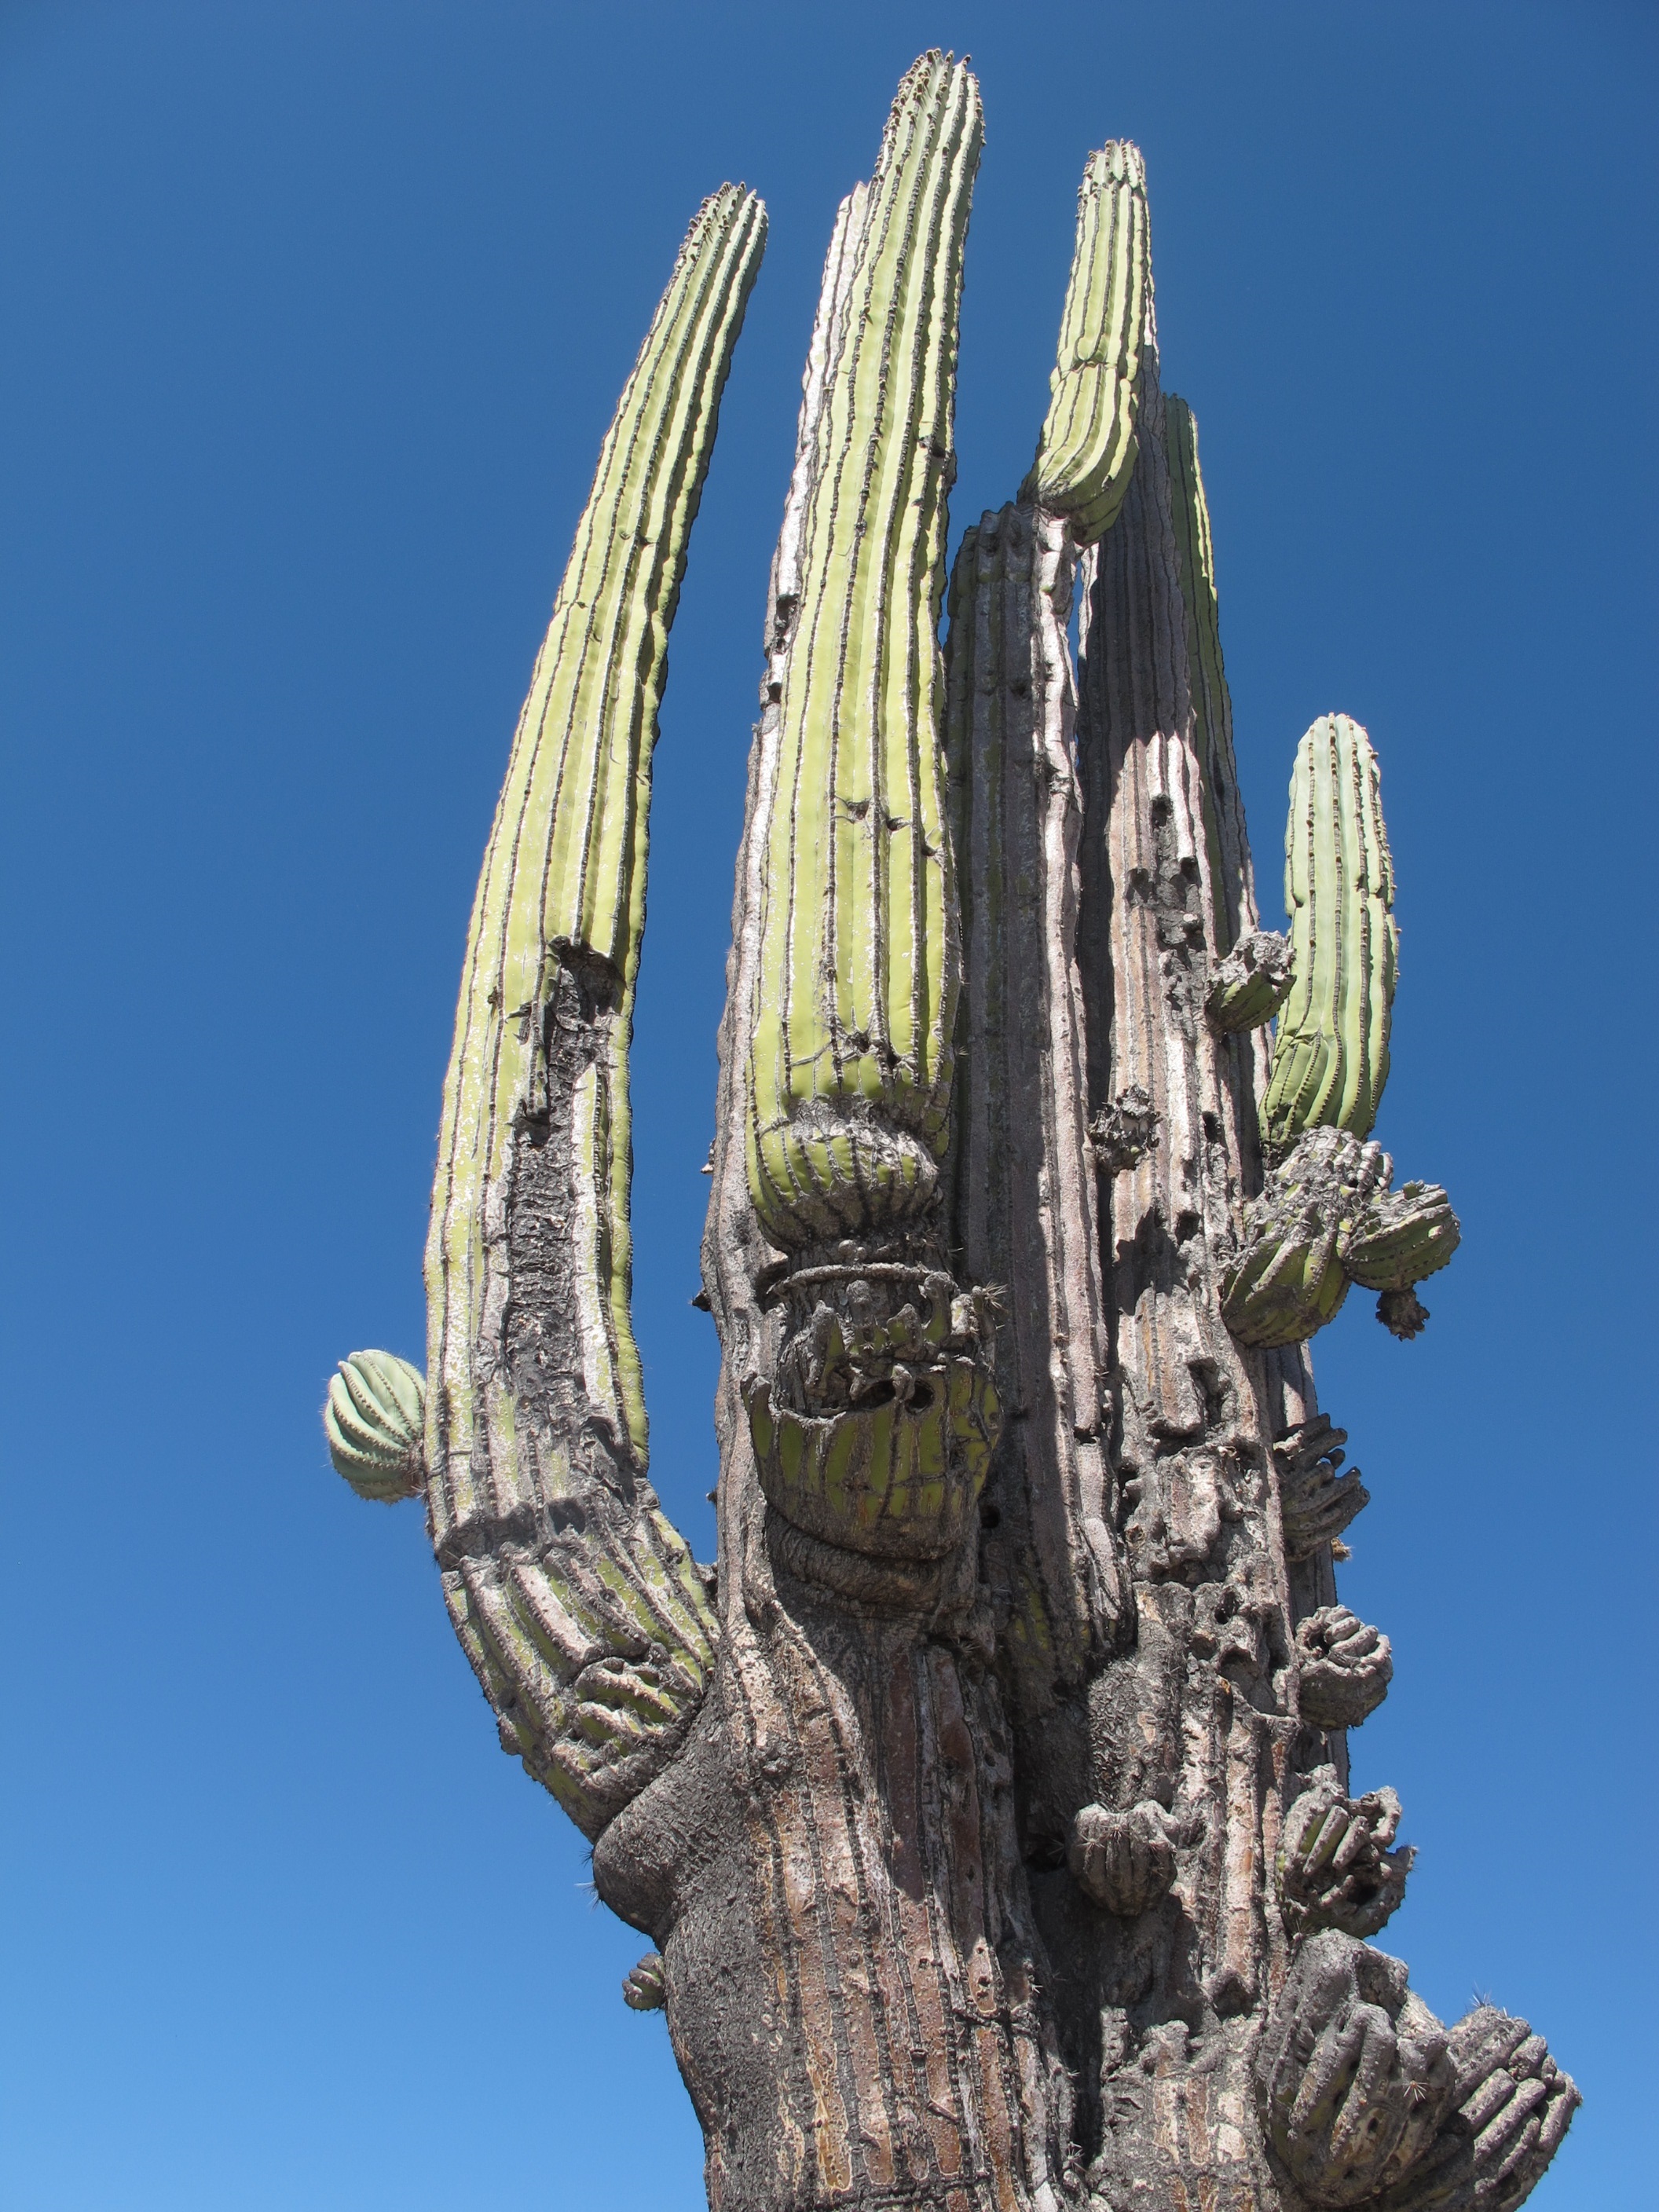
[1262,712,1398,1148]
[1024,142,1149,545]
[744,53,982,1252]
[406,184,764,1838]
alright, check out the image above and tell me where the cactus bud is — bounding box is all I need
[324,1350,425,1502]
[1024,142,1149,544]
[1262,713,1398,1150]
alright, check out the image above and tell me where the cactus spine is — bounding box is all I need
[1262,712,1398,1148]
[743,54,980,1252]
[324,68,1571,2212]
[1024,142,1149,544]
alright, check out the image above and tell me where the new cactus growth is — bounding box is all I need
[1263,713,1398,1148]
[324,1350,424,1501]
[321,61,1573,2212]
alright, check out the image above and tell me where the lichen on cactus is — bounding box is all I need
[743,53,981,1255]
[324,1350,425,1502]
[1262,712,1399,1150]
[1024,142,1148,544]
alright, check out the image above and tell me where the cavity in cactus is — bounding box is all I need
[321,54,1573,2212]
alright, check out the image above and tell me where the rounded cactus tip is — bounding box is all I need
[324,1350,426,1502]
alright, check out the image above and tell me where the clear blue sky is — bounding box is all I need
[2,4,1653,2207]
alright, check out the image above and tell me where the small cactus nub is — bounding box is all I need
[324,1350,425,1502]
[1024,142,1149,545]
[1262,713,1398,1151]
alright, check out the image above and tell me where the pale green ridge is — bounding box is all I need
[745,53,982,1251]
[416,187,760,1834]
[1262,713,1398,1148]
[1024,142,1148,546]
[324,1350,425,1502]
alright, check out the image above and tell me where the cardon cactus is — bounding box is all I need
[321,59,1573,2212]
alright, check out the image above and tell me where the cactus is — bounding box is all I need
[1024,142,1148,544]
[323,71,1573,2212]
[1263,712,1398,1149]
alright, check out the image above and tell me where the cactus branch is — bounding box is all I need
[415,184,764,1837]
[743,53,981,1254]
[1024,143,1149,544]
[1263,713,1398,1150]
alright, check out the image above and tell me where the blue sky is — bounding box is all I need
[2,4,1654,2207]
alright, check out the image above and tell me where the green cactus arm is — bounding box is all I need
[1023,142,1148,546]
[415,184,764,1839]
[1262,712,1398,1148]
[744,53,982,1252]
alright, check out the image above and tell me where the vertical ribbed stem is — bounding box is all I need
[744,53,982,1253]
[419,185,764,1838]
[947,502,1127,1799]
[1024,144,1149,545]
[1262,712,1398,1148]
[1074,319,1297,2191]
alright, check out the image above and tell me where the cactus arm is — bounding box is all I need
[1023,143,1148,546]
[1262,712,1398,1147]
[744,53,982,1251]
[414,185,764,1840]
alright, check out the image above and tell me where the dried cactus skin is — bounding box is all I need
[1278,1767,1412,1939]
[1207,928,1295,1034]
[743,53,981,1254]
[1024,143,1149,544]
[324,1350,425,1502]
[1257,1934,1456,2207]
[419,185,764,1839]
[1263,713,1399,1150]
[1275,1415,1371,1562]
[947,500,1128,1746]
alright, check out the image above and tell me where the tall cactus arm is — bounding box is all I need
[1023,143,1148,547]
[1262,712,1398,1149]
[409,185,764,1840]
[744,52,982,1254]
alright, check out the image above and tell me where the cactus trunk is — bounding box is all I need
[327,69,1572,2212]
